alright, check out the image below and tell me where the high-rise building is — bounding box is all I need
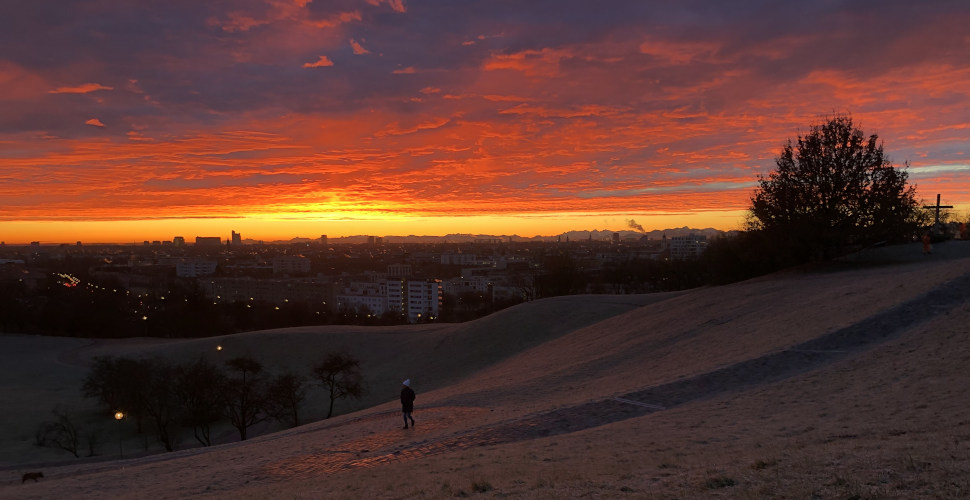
[231,230,242,247]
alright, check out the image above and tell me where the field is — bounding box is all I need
[1,240,969,499]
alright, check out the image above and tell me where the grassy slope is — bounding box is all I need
[1,241,968,499]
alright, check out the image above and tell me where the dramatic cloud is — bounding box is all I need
[0,0,968,242]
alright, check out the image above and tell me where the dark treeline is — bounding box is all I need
[43,351,364,456]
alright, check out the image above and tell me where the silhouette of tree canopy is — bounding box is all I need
[312,351,364,419]
[750,114,920,261]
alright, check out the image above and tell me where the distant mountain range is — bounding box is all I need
[261,227,732,245]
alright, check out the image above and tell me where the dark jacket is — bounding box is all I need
[401,386,416,412]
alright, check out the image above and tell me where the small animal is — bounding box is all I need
[22,471,44,483]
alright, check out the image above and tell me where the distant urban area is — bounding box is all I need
[0,228,724,338]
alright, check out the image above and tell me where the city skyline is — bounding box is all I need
[2,2,968,244]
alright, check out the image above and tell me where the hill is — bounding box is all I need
[1,240,968,498]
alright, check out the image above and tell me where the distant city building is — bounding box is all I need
[202,276,335,306]
[173,236,185,246]
[320,234,327,247]
[195,236,222,248]
[668,234,708,260]
[176,259,218,278]
[387,263,412,278]
[442,275,491,296]
[406,279,442,322]
[231,230,242,247]
[440,253,480,266]
[335,277,442,322]
[272,255,311,275]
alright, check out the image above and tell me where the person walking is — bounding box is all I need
[401,379,416,429]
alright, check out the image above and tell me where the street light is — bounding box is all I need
[114,411,125,458]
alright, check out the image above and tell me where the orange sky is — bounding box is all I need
[1,1,968,244]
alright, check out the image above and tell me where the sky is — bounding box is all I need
[2,0,969,244]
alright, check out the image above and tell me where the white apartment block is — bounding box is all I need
[406,279,442,322]
[336,278,442,322]
[336,281,387,316]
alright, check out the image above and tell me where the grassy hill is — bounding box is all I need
[1,240,968,499]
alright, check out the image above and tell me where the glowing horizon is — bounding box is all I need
[2,2,968,245]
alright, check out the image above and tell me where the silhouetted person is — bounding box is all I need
[922,232,932,254]
[401,379,416,429]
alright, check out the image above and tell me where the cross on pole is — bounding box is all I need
[923,193,953,226]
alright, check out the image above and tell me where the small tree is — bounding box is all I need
[82,356,152,432]
[140,358,180,452]
[221,356,269,441]
[265,370,309,428]
[750,114,920,261]
[174,356,226,446]
[312,351,364,419]
[35,406,82,458]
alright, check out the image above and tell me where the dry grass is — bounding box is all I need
[1,240,969,499]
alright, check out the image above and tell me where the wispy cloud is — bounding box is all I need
[49,83,113,94]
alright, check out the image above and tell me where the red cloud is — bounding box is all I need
[303,55,335,68]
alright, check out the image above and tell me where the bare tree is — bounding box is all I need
[82,356,151,432]
[35,407,81,458]
[174,356,226,446]
[221,356,269,441]
[311,351,364,419]
[265,370,309,428]
[140,358,180,452]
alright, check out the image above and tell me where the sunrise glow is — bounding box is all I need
[2,2,968,244]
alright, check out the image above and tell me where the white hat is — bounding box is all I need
[403,379,410,386]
